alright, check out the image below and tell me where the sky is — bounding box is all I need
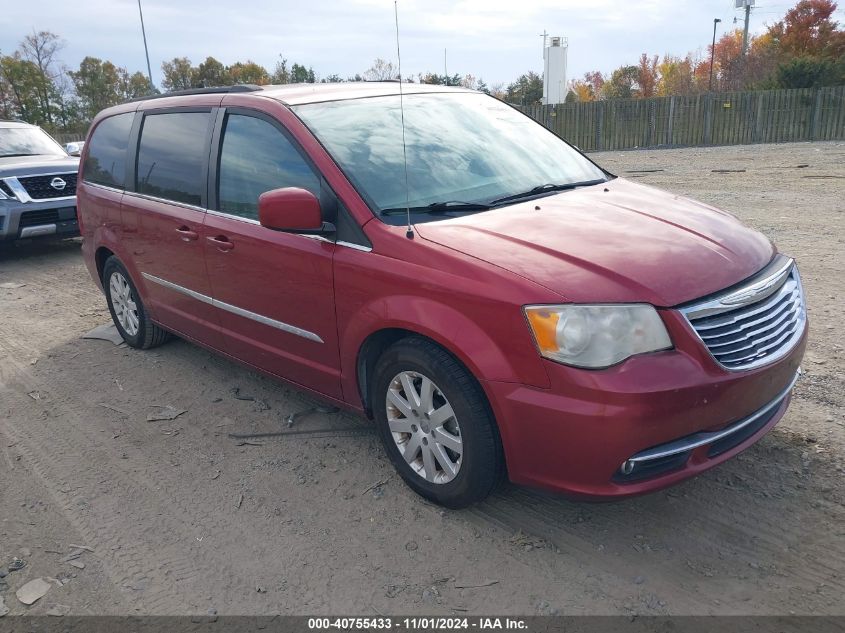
[2,0,843,90]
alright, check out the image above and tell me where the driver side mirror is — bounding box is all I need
[66,142,84,157]
[258,187,335,235]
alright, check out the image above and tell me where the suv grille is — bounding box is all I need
[17,173,77,199]
[684,263,806,370]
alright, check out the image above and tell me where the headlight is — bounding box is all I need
[524,304,672,368]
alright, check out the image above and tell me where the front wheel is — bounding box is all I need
[371,337,505,508]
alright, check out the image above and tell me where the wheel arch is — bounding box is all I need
[354,324,507,419]
[357,327,510,490]
[345,296,549,417]
[95,246,115,282]
[356,327,421,418]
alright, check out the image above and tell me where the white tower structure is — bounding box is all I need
[543,36,568,105]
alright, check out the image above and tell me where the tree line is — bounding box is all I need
[568,0,845,102]
[0,34,498,133]
[1,0,842,131]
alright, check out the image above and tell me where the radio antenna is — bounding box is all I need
[394,0,414,239]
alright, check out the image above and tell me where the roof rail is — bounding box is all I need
[125,84,264,104]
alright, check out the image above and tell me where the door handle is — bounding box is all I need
[175,226,199,241]
[207,235,234,252]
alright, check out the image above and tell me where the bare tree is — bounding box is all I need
[19,30,65,125]
[363,58,398,81]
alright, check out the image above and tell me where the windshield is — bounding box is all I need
[0,126,67,158]
[293,92,607,224]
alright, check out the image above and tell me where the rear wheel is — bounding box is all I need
[103,256,170,349]
[371,337,504,508]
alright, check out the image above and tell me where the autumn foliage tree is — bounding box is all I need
[771,0,845,58]
[566,0,845,101]
[637,54,659,98]
[2,0,844,127]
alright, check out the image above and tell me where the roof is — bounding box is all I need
[121,82,476,108]
[258,82,474,106]
[0,120,35,129]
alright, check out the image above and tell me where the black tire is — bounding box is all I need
[371,337,505,508]
[102,256,170,349]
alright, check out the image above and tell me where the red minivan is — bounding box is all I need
[77,83,807,508]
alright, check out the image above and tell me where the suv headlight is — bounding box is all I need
[524,304,672,369]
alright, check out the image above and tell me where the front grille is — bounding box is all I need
[19,209,59,227]
[0,180,15,198]
[685,264,806,370]
[17,173,77,199]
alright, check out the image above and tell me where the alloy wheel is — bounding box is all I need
[385,371,463,484]
[109,271,140,337]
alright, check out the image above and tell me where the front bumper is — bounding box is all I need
[0,198,79,241]
[485,310,807,499]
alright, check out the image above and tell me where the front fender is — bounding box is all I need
[338,294,551,409]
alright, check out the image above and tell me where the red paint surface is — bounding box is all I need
[78,87,806,499]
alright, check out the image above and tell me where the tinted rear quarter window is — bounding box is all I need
[83,113,135,188]
[136,112,211,206]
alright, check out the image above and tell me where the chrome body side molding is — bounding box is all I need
[141,272,325,343]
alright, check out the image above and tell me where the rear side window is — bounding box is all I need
[136,112,211,206]
[83,113,134,188]
[217,114,320,220]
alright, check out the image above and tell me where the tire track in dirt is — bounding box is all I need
[1,355,213,613]
[2,306,843,614]
[0,344,324,613]
[0,332,397,613]
[466,448,845,614]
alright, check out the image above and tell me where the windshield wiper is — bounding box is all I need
[380,201,492,216]
[0,153,40,158]
[488,179,607,206]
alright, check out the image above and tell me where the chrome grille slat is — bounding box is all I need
[716,319,799,363]
[697,290,797,340]
[693,279,797,331]
[718,322,800,366]
[682,261,806,371]
[703,299,799,349]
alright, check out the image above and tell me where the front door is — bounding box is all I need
[203,110,342,398]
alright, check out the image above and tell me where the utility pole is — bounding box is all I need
[137,0,154,90]
[444,48,447,86]
[540,29,548,57]
[709,18,721,92]
[738,0,754,56]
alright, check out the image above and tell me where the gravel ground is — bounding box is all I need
[0,141,843,616]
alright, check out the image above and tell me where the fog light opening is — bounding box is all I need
[621,460,636,475]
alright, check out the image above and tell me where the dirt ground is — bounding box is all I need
[0,141,843,617]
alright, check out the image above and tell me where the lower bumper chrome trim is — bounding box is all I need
[623,368,801,469]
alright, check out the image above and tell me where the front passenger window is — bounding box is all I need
[218,114,320,220]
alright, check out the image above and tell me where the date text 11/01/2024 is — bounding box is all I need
[307,617,529,630]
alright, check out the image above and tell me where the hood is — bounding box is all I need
[415,178,774,307]
[0,154,79,176]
